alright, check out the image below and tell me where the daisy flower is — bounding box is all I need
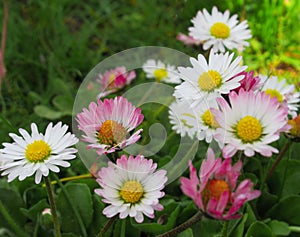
[174,49,247,106]
[97,66,136,98]
[180,148,260,220]
[232,70,262,93]
[0,122,78,184]
[95,155,167,223]
[189,6,251,52]
[195,100,220,143]
[176,33,201,46]
[142,59,182,84]
[212,89,290,158]
[260,75,300,117]
[168,99,198,139]
[76,96,144,156]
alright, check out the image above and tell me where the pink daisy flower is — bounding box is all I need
[180,148,260,220]
[95,155,167,223]
[212,89,290,158]
[76,96,144,156]
[232,71,262,93]
[97,66,136,98]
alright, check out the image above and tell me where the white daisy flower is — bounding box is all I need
[174,49,247,106]
[95,155,167,223]
[195,100,220,143]
[168,99,198,139]
[260,75,300,117]
[0,122,78,184]
[212,89,290,158]
[189,6,252,52]
[142,59,182,84]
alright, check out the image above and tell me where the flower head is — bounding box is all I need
[0,122,78,184]
[212,89,290,158]
[260,75,300,117]
[174,49,247,106]
[76,96,144,156]
[97,66,136,98]
[95,155,167,223]
[287,114,300,141]
[180,148,260,220]
[189,6,252,52]
[142,59,181,84]
[232,71,262,92]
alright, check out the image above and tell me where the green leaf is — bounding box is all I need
[245,221,274,237]
[130,200,181,234]
[0,188,27,228]
[178,228,194,237]
[266,195,300,225]
[52,95,73,115]
[56,183,93,235]
[267,220,291,236]
[230,213,248,237]
[34,105,63,119]
[20,199,48,222]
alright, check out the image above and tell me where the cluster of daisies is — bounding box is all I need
[0,5,299,227]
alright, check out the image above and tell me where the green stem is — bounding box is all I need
[0,200,30,237]
[42,173,93,187]
[96,215,118,237]
[265,139,293,181]
[44,176,61,237]
[289,226,300,233]
[221,221,229,237]
[53,175,87,237]
[157,211,202,237]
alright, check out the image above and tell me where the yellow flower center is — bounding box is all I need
[202,179,230,207]
[153,68,168,82]
[201,110,219,128]
[236,116,262,143]
[107,73,116,89]
[97,120,127,146]
[25,140,51,163]
[210,22,230,39]
[265,89,283,103]
[198,70,222,91]
[120,180,144,204]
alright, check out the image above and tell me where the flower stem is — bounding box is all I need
[44,176,61,237]
[0,0,9,91]
[96,215,118,237]
[221,221,229,237]
[0,200,30,237]
[42,173,93,187]
[289,226,300,233]
[266,139,293,181]
[157,211,202,237]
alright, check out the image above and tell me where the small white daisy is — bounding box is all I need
[95,155,167,223]
[168,99,198,139]
[260,75,300,117]
[142,59,182,84]
[0,122,78,184]
[174,49,247,106]
[189,6,252,52]
[212,89,290,158]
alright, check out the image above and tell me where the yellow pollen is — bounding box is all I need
[153,68,168,82]
[25,140,51,163]
[236,116,262,143]
[107,73,116,89]
[202,179,230,207]
[198,70,222,91]
[210,22,230,39]
[120,181,144,203]
[201,110,219,128]
[265,89,283,103]
[97,120,127,146]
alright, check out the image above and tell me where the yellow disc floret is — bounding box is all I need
[98,120,127,146]
[201,110,219,128]
[210,22,230,39]
[202,179,230,207]
[198,70,222,91]
[265,89,284,103]
[236,116,262,143]
[120,181,144,204]
[25,140,51,163]
[153,68,168,82]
